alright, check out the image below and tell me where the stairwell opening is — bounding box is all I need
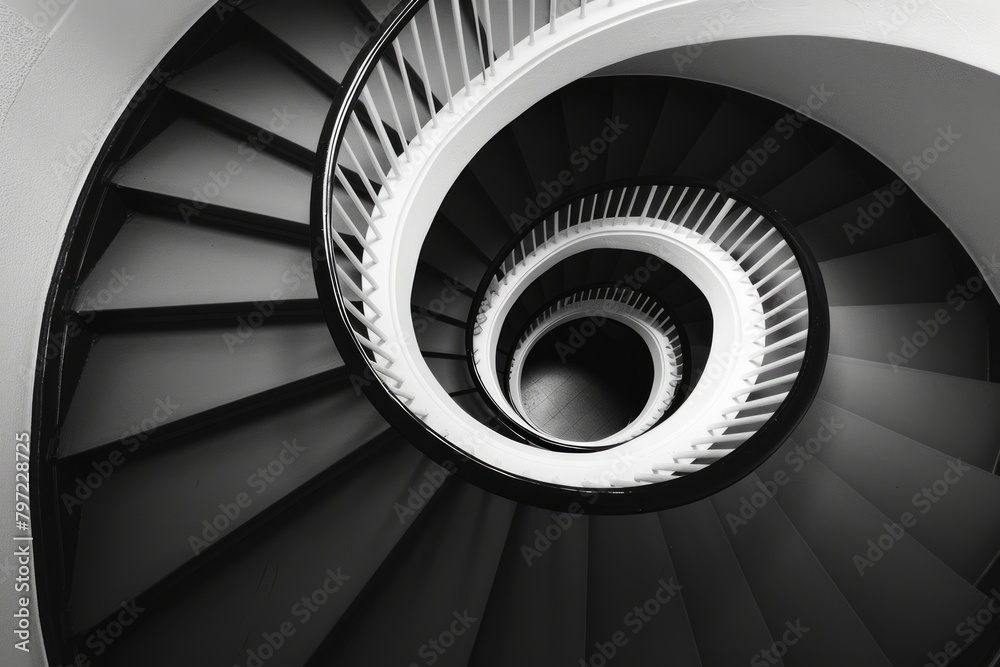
[519,318,655,442]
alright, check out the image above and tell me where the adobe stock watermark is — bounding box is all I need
[724,416,844,534]
[222,252,316,353]
[552,258,665,362]
[51,600,144,667]
[60,397,180,515]
[922,589,1000,666]
[520,499,595,567]
[717,84,835,196]
[853,459,971,576]
[886,306,953,372]
[393,461,456,524]
[886,253,1000,371]
[844,126,961,244]
[178,107,297,223]
[235,567,350,667]
[349,276,469,395]
[579,577,683,667]
[876,0,935,38]
[411,279,471,336]
[510,116,630,231]
[188,438,306,554]
[750,619,810,666]
[671,0,752,73]
[28,0,76,33]
[18,267,135,388]
[408,610,478,667]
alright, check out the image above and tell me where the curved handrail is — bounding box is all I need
[311,0,830,510]
[464,178,829,478]
[498,283,693,400]
[503,285,687,440]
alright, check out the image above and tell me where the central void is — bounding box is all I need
[518,319,654,441]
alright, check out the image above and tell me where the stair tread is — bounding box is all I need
[510,93,572,199]
[798,398,1000,582]
[818,234,956,306]
[91,442,444,666]
[821,354,1000,471]
[762,142,872,222]
[711,473,892,666]
[658,501,782,666]
[639,84,724,177]
[758,446,988,666]
[438,174,516,253]
[313,481,515,666]
[114,117,313,225]
[585,514,701,666]
[67,388,386,631]
[469,504,589,666]
[560,82,615,190]
[607,79,669,181]
[170,40,331,154]
[73,214,316,312]
[59,321,342,456]
[829,301,989,380]
[425,356,477,394]
[796,186,917,262]
[247,0,422,136]
[674,93,776,180]
[465,131,539,235]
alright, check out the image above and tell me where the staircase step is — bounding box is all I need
[585,514,701,666]
[170,40,331,156]
[466,129,539,233]
[658,500,782,666]
[66,387,386,632]
[797,399,1000,582]
[560,81,615,189]
[312,481,515,666]
[758,447,988,666]
[411,269,475,322]
[639,84,724,177]
[438,174,515,254]
[675,93,776,181]
[114,117,313,225]
[763,143,872,223]
[246,0,425,136]
[92,442,447,666]
[510,93,572,197]
[710,473,892,666]
[73,214,316,312]
[820,355,1000,471]
[469,504,589,667]
[796,186,918,262]
[724,118,830,197]
[606,79,669,181]
[426,356,477,394]
[818,234,957,306]
[59,322,341,456]
[829,301,989,380]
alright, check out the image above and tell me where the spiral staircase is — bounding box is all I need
[28,0,1000,665]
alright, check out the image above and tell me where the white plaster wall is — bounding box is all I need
[0,0,997,664]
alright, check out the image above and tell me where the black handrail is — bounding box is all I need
[310,0,830,512]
